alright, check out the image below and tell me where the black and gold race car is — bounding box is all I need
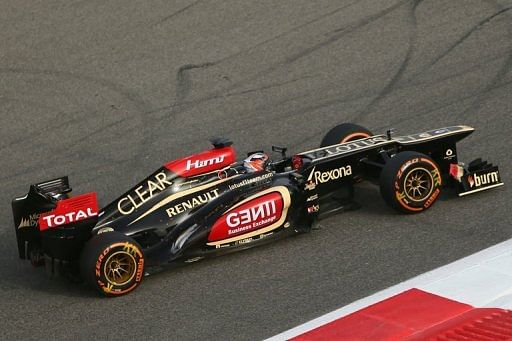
[12,124,503,296]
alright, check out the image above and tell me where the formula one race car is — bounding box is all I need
[12,124,503,296]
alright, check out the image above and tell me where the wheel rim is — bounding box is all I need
[404,168,434,202]
[104,251,137,286]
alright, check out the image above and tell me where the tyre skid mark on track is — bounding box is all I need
[292,2,512,146]
[283,0,411,65]
[90,0,415,130]
[382,76,512,131]
[225,43,509,140]
[200,42,511,153]
[353,0,421,123]
[350,2,512,124]
[223,0,411,93]
[139,92,310,157]
[146,0,364,118]
[0,113,152,184]
[462,3,512,115]
[152,0,203,26]
[308,73,507,146]
[158,33,511,132]
[0,68,151,112]
[394,2,512,118]
[0,68,156,180]
[147,1,420,143]
[174,62,216,108]
[372,65,512,130]
[212,0,362,67]
[142,74,316,118]
[0,108,87,151]
[3,2,509,186]
[176,0,502,128]
[0,115,133,184]
[411,6,512,81]
[0,96,62,114]
[224,75,318,98]
[159,0,410,119]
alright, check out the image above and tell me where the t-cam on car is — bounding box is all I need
[12,123,503,296]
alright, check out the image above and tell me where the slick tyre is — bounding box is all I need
[80,232,144,297]
[320,123,373,147]
[380,151,442,213]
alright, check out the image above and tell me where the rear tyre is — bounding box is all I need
[320,123,373,147]
[80,232,145,297]
[380,151,442,213]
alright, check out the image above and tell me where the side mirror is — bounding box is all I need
[386,129,396,140]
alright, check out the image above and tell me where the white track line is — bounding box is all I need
[267,238,512,341]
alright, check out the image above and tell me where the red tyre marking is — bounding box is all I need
[394,157,442,212]
[396,192,423,212]
[420,158,442,185]
[340,132,370,143]
[95,241,144,294]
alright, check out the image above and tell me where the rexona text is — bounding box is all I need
[186,156,225,171]
[308,165,352,184]
[166,189,220,217]
[227,200,277,234]
[118,172,172,215]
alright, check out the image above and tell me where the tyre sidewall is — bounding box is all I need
[81,232,145,296]
[381,152,442,213]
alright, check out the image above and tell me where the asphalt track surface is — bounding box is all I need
[1,0,511,339]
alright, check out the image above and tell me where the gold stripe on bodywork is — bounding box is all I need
[128,176,239,226]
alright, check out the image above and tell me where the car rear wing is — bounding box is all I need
[12,176,71,259]
[12,176,100,261]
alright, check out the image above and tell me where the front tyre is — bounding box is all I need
[320,123,373,147]
[380,151,442,213]
[321,123,373,183]
[80,232,145,297]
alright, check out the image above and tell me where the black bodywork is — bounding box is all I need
[11,125,503,274]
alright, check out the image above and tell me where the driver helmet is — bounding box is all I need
[243,152,269,173]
